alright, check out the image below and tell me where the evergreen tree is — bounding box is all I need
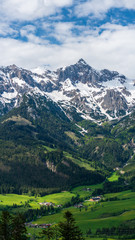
[0,211,12,240]
[58,211,85,240]
[40,225,55,240]
[11,213,27,240]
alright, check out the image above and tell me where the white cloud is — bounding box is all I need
[42,21,97,43]
[75,0,135,18]
[122,0,135,9]
[1,0,134,22]
[0,22,17,36]
[20,25,36,37]
[0,0,73,21]
[75,0,114,18]
[20,25,48,44]
[1,24,135,78]
[51,22,74,42]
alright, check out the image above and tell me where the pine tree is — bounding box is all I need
[58,211,85,240]
[11,213,27,240]
[40,225,55,240]
[0,211,12,240]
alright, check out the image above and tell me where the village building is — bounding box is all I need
[26,223,52,229]
[89,196,101,202]
[39,202,55,206]
[74,203,83,208]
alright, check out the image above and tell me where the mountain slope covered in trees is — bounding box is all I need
[0,90,134,194]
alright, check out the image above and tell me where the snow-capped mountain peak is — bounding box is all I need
[0,60,134,122]
[77,58,88,65]
[31,66,47,75]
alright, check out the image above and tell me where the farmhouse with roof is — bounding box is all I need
[39,202,54,206]
[89,196,101,202]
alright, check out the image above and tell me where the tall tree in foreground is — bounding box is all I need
[58,211,85,240]
[0,211,12,240]
[0,211,27,240]
[40,225,55,240]
[11,213,27,240]
[40,224,60,240]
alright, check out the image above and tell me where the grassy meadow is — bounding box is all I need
[1,183,135,240]
[29,189,135,237]
[15,184,134,239]
[107,171,119,182]
[0,191,76,212]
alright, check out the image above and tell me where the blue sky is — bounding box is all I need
[0,0,135,78]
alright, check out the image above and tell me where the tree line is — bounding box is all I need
[95,225,135,238]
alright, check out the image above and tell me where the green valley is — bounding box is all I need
[0,93,135,239]
[0,182,135,239]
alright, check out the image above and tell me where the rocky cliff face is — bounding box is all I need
[0,59,135,122]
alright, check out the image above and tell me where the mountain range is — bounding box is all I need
[0,58,135,122]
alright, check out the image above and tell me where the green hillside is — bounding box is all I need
[0,93,134,195]
[0,95,105,194]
